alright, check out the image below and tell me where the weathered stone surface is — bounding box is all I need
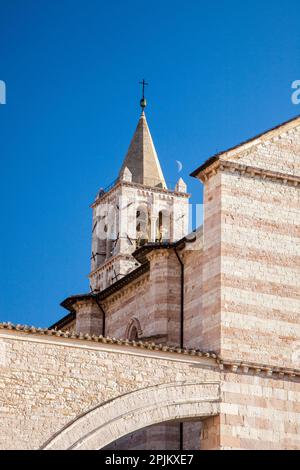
[0,329,219,450]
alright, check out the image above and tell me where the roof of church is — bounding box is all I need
[119,111,167,188]
[0,322,219,359]
[51,233,199,329]
[190,113,300,178]
[51,263,150,328]
[133,232,197,264]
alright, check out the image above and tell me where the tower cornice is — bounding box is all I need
[91,179,190,208]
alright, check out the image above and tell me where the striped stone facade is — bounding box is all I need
[196,119,300,368]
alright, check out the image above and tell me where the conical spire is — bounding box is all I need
[119,111,167,188]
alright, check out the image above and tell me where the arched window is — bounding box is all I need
[91,213,107,270]
[126,317,143,341]
[156,210,171,242]
[128,325,138,341]
[106,204,117,258]
[136,206,150,247]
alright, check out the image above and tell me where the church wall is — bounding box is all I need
[182,237,212,449]
[219,372,300,449]
[148,250,181,346]
[219,170,300,368]
[104,249,182,345]
[74,299,104,336]
[199,172,222,353]
[200,415,220,449]
[200,372,300,450]
[229,125,300,177]
[103,272,152,340]
[183,234,204,349]
[103,247,198,450]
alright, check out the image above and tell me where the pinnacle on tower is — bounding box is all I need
[118,80,167,189]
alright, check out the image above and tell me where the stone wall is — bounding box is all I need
[201,172,222,352]
[228,123,300,177]
[197,122,300,366]
[102,235,207,350]
[182,231,204,349]
[220,371,300,449]
[96,243,210,349]
[220,170,300,367]
[0,328,219,450]
[103,272,151,340]
[1,327,300,450]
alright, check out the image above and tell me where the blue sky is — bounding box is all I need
[0,0,299,327]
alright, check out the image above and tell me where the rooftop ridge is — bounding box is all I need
[1,322,300,379]
[0,321,216,358]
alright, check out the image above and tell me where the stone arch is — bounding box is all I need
[136,204,150,247]
[125,317,143,340]
[41,381,220,450]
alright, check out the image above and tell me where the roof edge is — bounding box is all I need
[190,113,300,179]
[133,234,197,264]
[59,263,150,318]
[49,312,76,330]
[1,322,299,378]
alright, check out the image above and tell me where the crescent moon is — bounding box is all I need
[176,160,183,172]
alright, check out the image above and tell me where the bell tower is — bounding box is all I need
[89,86,190,293]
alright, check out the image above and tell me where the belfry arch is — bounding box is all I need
[156,209,171,242]
[42,382,220,450]
[136,205,150,247]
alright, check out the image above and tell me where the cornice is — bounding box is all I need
[91,180,190,209]
[199,159,300,186]
[121,180,190,198]
[0,322,217,360]
[218,359,300,380]
[90,181,122,208]
[146,248,175,262]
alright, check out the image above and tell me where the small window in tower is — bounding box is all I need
[136,207,150,247]
[159,211,163,239]
[104,224,108,233]
[156,210,171,242]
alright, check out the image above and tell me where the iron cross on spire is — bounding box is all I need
[139,79,148,99]
[139,79,148,109]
